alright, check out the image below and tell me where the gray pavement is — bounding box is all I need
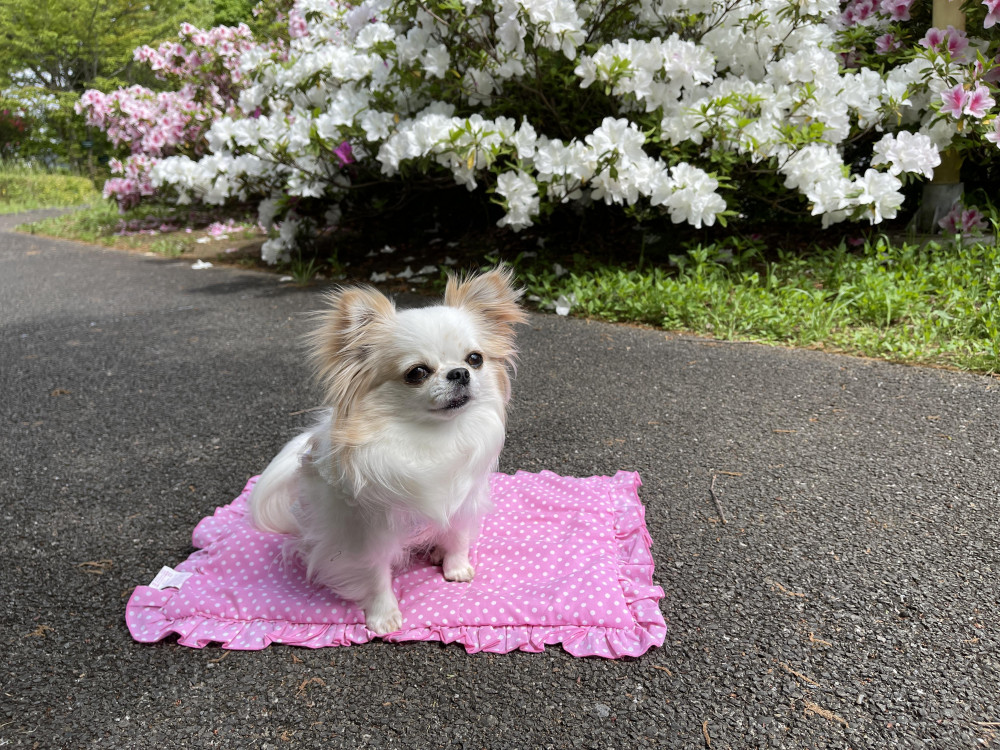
[2,212,999,749]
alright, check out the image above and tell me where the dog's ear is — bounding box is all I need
[328,286,396,340]
[306,286,396,411]
[444,265,527,360]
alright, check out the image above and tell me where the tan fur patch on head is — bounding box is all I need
[444,265,528,367]
[305,285,396,432]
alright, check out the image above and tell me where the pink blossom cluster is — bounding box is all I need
[288,10,309,39]
[78,23,276,211]
[919,26,1000,120]
[103,154,159,210]
[875,33,902,54]
[77,85,209,157]
[78,83,217,209]
[880,0,913,21]
[919,25,973,63]
[939,203,990,234]
[133,24,259,102]
[940,83,995,118]
[841,0,914,27]
[841,0,1000,143]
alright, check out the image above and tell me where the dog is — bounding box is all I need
[247,266,526,634]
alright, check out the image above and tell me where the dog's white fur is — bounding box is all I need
[248,267,525,635]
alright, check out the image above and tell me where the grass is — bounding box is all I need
[515,234,1000,374]
[20,201,266,259]
[20,200,123,243]
[0,162,100,214]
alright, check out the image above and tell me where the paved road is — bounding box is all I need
[2,211,999,749]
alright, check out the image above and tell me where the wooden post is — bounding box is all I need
[933,0,966,30]
[911,0,966,232]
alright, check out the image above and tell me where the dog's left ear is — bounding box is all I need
[444,265,527,358]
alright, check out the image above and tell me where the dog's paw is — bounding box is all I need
[443,559,475,582]
[363,592,403,635]
[365,606,403,636]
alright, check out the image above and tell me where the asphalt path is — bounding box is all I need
[2,210,999,749]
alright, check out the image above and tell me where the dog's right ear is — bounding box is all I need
[444,264,526,362]
[306,286,396,411]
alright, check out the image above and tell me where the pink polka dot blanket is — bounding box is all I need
[126,470,666,658]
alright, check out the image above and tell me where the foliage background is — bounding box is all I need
[0,0,271,173]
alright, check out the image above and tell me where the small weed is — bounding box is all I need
[149,237,188,257]
[288,256,323,286]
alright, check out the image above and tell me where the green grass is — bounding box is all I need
[148,236,190,257]
[517,236,1000,374]
[19,200,122,241]
[19,200,266,259]
[0,163,100,213]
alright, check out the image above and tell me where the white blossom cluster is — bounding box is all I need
[150,0,954,261]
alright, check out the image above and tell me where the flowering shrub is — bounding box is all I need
[76,23,262,209]
[80,0,1000,262]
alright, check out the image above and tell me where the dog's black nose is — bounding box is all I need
[447,367,470,385]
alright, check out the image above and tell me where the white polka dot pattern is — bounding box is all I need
[125,470,666,658]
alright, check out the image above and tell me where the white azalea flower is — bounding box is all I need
[871,132,941,178]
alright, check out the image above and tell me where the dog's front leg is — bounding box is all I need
[431,525,476,582]
[360,566,403,635]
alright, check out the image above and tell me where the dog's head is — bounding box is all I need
[307,266,526,447]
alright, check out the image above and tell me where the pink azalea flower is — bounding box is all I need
[984,0,1000,28]
[985,119,1000,144]
[289,10,309,38]
[945,26,971,61]
[920,27,947,49]
[841,0,877,25]
[940,85,968,118]
[939,203,990,234]
[964,84,995,118]
[333,141,355,166]
[938,204,962,233]
[880,0,912,21]
[962,207,989,232]
[920,27,971,62]
[876,33,902,54]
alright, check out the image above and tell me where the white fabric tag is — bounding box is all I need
[148,566,193,590]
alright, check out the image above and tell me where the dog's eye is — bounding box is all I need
[404,365,432,384]
[466,352,484,368]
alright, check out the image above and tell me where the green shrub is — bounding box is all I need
[0,163,100,213]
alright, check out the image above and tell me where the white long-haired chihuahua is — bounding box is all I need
[248,267,526,635]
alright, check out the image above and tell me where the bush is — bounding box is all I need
[75,23,267,210]
[0,163,100,213]
[81,0,1000,262]
[0,108,30,158]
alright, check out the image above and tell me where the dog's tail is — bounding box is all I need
[248,431,311,535]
